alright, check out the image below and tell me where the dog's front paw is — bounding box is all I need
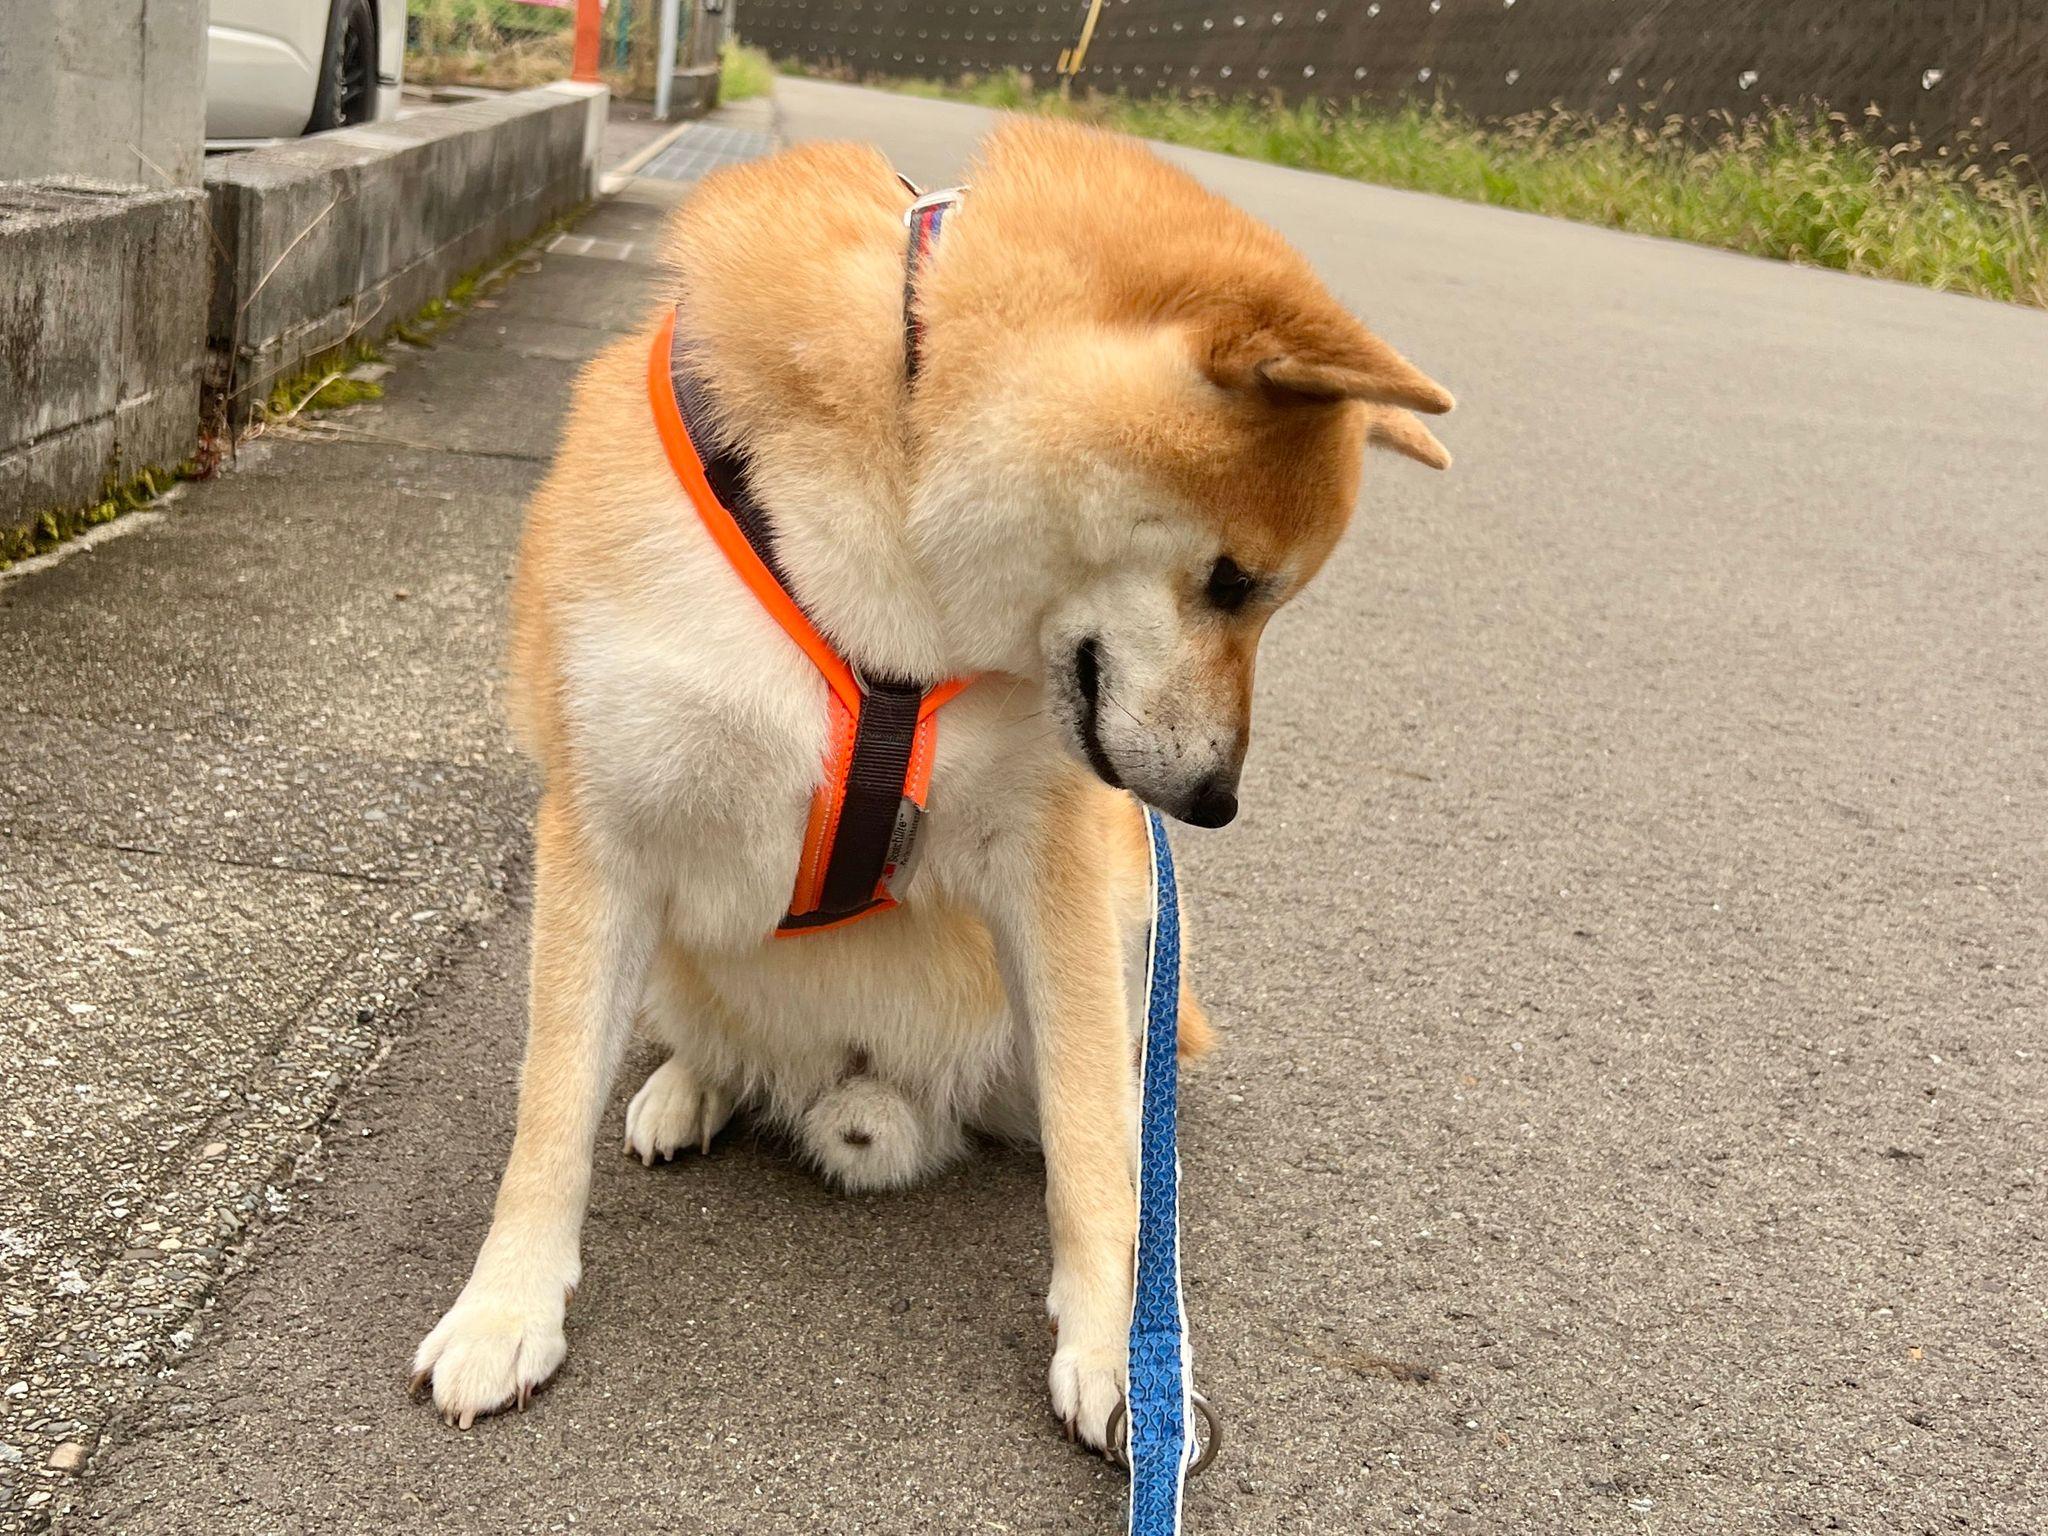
[624,1056,734,1165]
[1049,1336,1128,1451]
[1046,1270,1131,1451]
[411,1276,568,1428]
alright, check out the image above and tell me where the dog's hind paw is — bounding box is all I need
[624,1057,734,1166]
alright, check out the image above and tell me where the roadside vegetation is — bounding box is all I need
[406,0,576,89]
[0,467,185,572]
[406,0,772,109]
[834,66,2048,308]
[720,44,775,103]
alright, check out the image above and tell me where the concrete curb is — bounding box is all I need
[2,85,613,545]
[204,84,609,424]
[0,182,207,547]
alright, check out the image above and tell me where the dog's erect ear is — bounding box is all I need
[1203,314,1454,416]
[1368,408,1452,470]
[1254,351,1455,415]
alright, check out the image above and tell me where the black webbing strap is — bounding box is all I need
[817,677,922,916]
[666,315,931,927]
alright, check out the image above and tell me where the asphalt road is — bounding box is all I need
[40,78,2048,1533]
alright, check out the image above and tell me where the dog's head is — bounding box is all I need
[919,120,1453,827]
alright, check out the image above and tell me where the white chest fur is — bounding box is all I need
[557,482,1070,1173]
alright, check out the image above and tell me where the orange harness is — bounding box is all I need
[646,188,973,935]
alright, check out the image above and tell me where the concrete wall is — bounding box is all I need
[666,66,724,120]
[744,0,2048,170]
[205,83,608,423]
[0,182,208,537]
[1,82,606,544]
[0,0,208,188]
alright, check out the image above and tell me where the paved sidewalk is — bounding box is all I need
[6,78,2047,1536]
[0,122,715,1529]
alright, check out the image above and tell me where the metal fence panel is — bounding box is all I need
[743,0,2048,167]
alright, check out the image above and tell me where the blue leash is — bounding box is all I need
[1120,809,1217,1533]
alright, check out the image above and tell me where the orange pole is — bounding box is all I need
[571,0,604,82]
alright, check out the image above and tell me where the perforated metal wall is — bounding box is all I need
[744,0,2048,169]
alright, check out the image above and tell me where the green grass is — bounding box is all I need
[721,43,775,104]
[826,66,2048,308]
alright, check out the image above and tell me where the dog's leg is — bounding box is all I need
[412,792,656,1426]
[986,792,1140,1453]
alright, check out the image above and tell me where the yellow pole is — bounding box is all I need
[1061,0,1105,99]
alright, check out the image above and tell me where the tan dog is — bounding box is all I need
[412,118,1451,1444]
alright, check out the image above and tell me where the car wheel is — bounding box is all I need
[307,0,377,133]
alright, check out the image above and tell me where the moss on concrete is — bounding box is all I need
[0,464,182,572]
[260,340,389,421]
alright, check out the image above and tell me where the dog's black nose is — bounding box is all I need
[1181,777,1239,828]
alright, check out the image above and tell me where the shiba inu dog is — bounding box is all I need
[411,117,1451,1448]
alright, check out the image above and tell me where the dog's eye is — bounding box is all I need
[1205,555,1257,614]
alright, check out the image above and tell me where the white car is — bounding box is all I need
[205,0,406,146]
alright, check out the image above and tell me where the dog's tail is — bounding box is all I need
[1177,985,1216,1061]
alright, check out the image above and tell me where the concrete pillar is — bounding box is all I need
[0,0,208,188]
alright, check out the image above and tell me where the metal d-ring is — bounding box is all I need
[1188,1391,1223,1477]
[1104,1390,1223,1478]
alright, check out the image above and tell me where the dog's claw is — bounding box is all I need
[407,1367,430,1400]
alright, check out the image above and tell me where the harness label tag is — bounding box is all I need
[880,796,926,900]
